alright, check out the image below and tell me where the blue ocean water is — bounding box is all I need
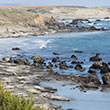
[0,19,110,76]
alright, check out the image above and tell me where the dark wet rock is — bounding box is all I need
[90,61,109,73]
[59,61,68,70]
[88,70,97,74]
[100,67,110,74]
[46,65,52,69]
[2,57,11,62]
[94,22,97,25]
[102,74,110,85]
[75,64,85,72]
[47,62,53,69]
[71,54,78,60]
[104,17,110,19]
[90,53,102,61]
[12,47,21,50]
[70,19,79,25]
[71,61,84,64]
[54,64,58,68]
[53,52,61,55]
[96,19,101,21]
[13,58,30,65]
[74,50,83,53]
[81,82,99,89]
[88,21,92,23]
[87,75,101,85]
[33,55,44,64]
[70,19,89,25]
[89,61,103,69]
[68,65,73,68]
[52,57,59,62]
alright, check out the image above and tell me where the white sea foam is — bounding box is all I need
[39,39,52,49]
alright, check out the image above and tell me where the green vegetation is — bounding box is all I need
[0,83,44,110]
[0,8,38,26]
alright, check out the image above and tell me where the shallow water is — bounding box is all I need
[41,81,110,110]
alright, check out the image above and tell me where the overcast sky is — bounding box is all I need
[0,0,110,7]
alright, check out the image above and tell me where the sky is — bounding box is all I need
[0,0,110,7]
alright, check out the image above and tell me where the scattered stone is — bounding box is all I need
[81,82,99,89]
[52,57,59,62]
[90,53,102,61]
[100,67,110,74]
[33,55,44,64]
[88,70,97,74]
[13,58,30,65]
[96,19,101,22]
[102,74,110,85]
[74,50,83,53]
[75,64,85,72]
[59,61,68,70]
[71,54,78,60]
[89,61,103,69]
[2,57,11,62]
[12,47,21,50]
[71,61,84,64]
[87,75,101,85]
[104,17,110,19]
[53,52,61,55]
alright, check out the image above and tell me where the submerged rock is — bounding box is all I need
[52,57,59,62]
[74,50,83,53]
[12,47,21,50]
[53,52,61,55]
[71,54,78,60]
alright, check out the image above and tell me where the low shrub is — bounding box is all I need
[0,83,44,110]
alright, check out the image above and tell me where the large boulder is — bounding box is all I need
[33,55,44,64]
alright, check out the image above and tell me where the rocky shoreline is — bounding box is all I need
[1,52,110,109]
[0,7,108,38]
[0,6,110,110]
